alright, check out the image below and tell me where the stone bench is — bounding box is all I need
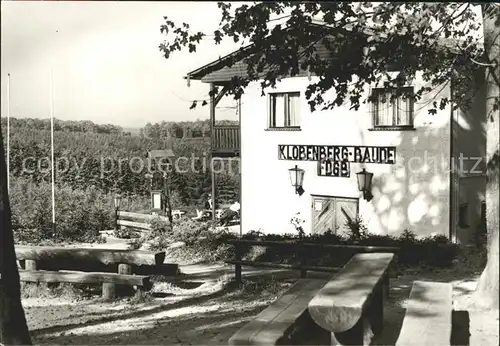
[308,253,394,345]
[228,278,327,345]
[395,281,453,346]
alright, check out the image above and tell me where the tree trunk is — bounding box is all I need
[0,124,32,344]
[475,4,500,310]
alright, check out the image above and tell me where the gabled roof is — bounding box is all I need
[185,21,332,83]
[185,20,466,84]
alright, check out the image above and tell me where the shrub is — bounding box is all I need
[115,227,141,239]
[170,218,213,245]
[180,221,461,268]
[345,216,369,240]
[142,217,173,251]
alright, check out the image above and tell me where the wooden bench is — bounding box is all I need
[395,281,453,346]
[308,253,394,346]
[16,245,166,269]
[116,211,170,231]
[228,278,328,345]
[19,270,152,300]
[15,246,176,276]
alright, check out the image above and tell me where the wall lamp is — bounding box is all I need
[356,168,374,201]
[289,165,305,196]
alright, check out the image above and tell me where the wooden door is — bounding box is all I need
[311,197,336,234]
[311,196,358,235]
[335,198,359,237]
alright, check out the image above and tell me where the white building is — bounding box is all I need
[187,27,486,244]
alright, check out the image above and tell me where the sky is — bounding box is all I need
[1,1,244,128]
[1,2,484,129]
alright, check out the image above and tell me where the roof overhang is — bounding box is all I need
[184,21,468,84]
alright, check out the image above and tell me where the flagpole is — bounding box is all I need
[50,68,56,233]
[7,73,11,193]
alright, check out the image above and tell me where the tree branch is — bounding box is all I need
[470,57,497,67]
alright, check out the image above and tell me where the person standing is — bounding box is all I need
[202,193,213,219]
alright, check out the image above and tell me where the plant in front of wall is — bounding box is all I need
[345,216,369,242]
[290,212,305,239]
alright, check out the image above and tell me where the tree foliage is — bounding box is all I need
[1,117,239,208]
[160,3,498,112]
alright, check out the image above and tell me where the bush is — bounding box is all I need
[127,214,461,269]
[345,216,369,240]
[115,227,141,239]
[174,223,461,268]
[170,218,213,245]
[11,178,118,244]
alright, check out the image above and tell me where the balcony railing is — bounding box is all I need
[213,125,240,155]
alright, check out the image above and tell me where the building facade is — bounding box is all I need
[187,39,486,245]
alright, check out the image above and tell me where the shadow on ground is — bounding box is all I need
[26,268,480,345]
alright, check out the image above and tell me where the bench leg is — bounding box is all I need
[235,263,242,284]
[118,263,132,274]
[25,260,38,271]
[332,285,384,346]
[383,273,390,299]
[117,264,134,296]
[135,287,146,300]
[102,283,116,300]
[367,284,384,336]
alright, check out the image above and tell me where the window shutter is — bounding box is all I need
[288,92,300,126]
[274,94,285,127]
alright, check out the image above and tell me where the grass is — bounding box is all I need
[21,282,97,301]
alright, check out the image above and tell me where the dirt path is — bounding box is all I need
[24,268,499,345]
[26,277,292,345]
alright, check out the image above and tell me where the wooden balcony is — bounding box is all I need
[212,125,240,157]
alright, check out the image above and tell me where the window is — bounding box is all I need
[459,204,469,228]
[371,86,414,129]
[268,92,300,129]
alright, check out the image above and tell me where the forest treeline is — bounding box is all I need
[1,117,240,209]
[2,117,238,139]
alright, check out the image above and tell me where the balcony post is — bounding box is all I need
[210,83,216,221]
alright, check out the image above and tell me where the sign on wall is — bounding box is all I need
[278,144,396,178]
[278,145,396,164]
[314,200,323,211]
[318,159,351,177]
[151,190,163,210]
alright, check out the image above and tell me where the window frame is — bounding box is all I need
[267,91,301,131]
[370,86,415,131]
